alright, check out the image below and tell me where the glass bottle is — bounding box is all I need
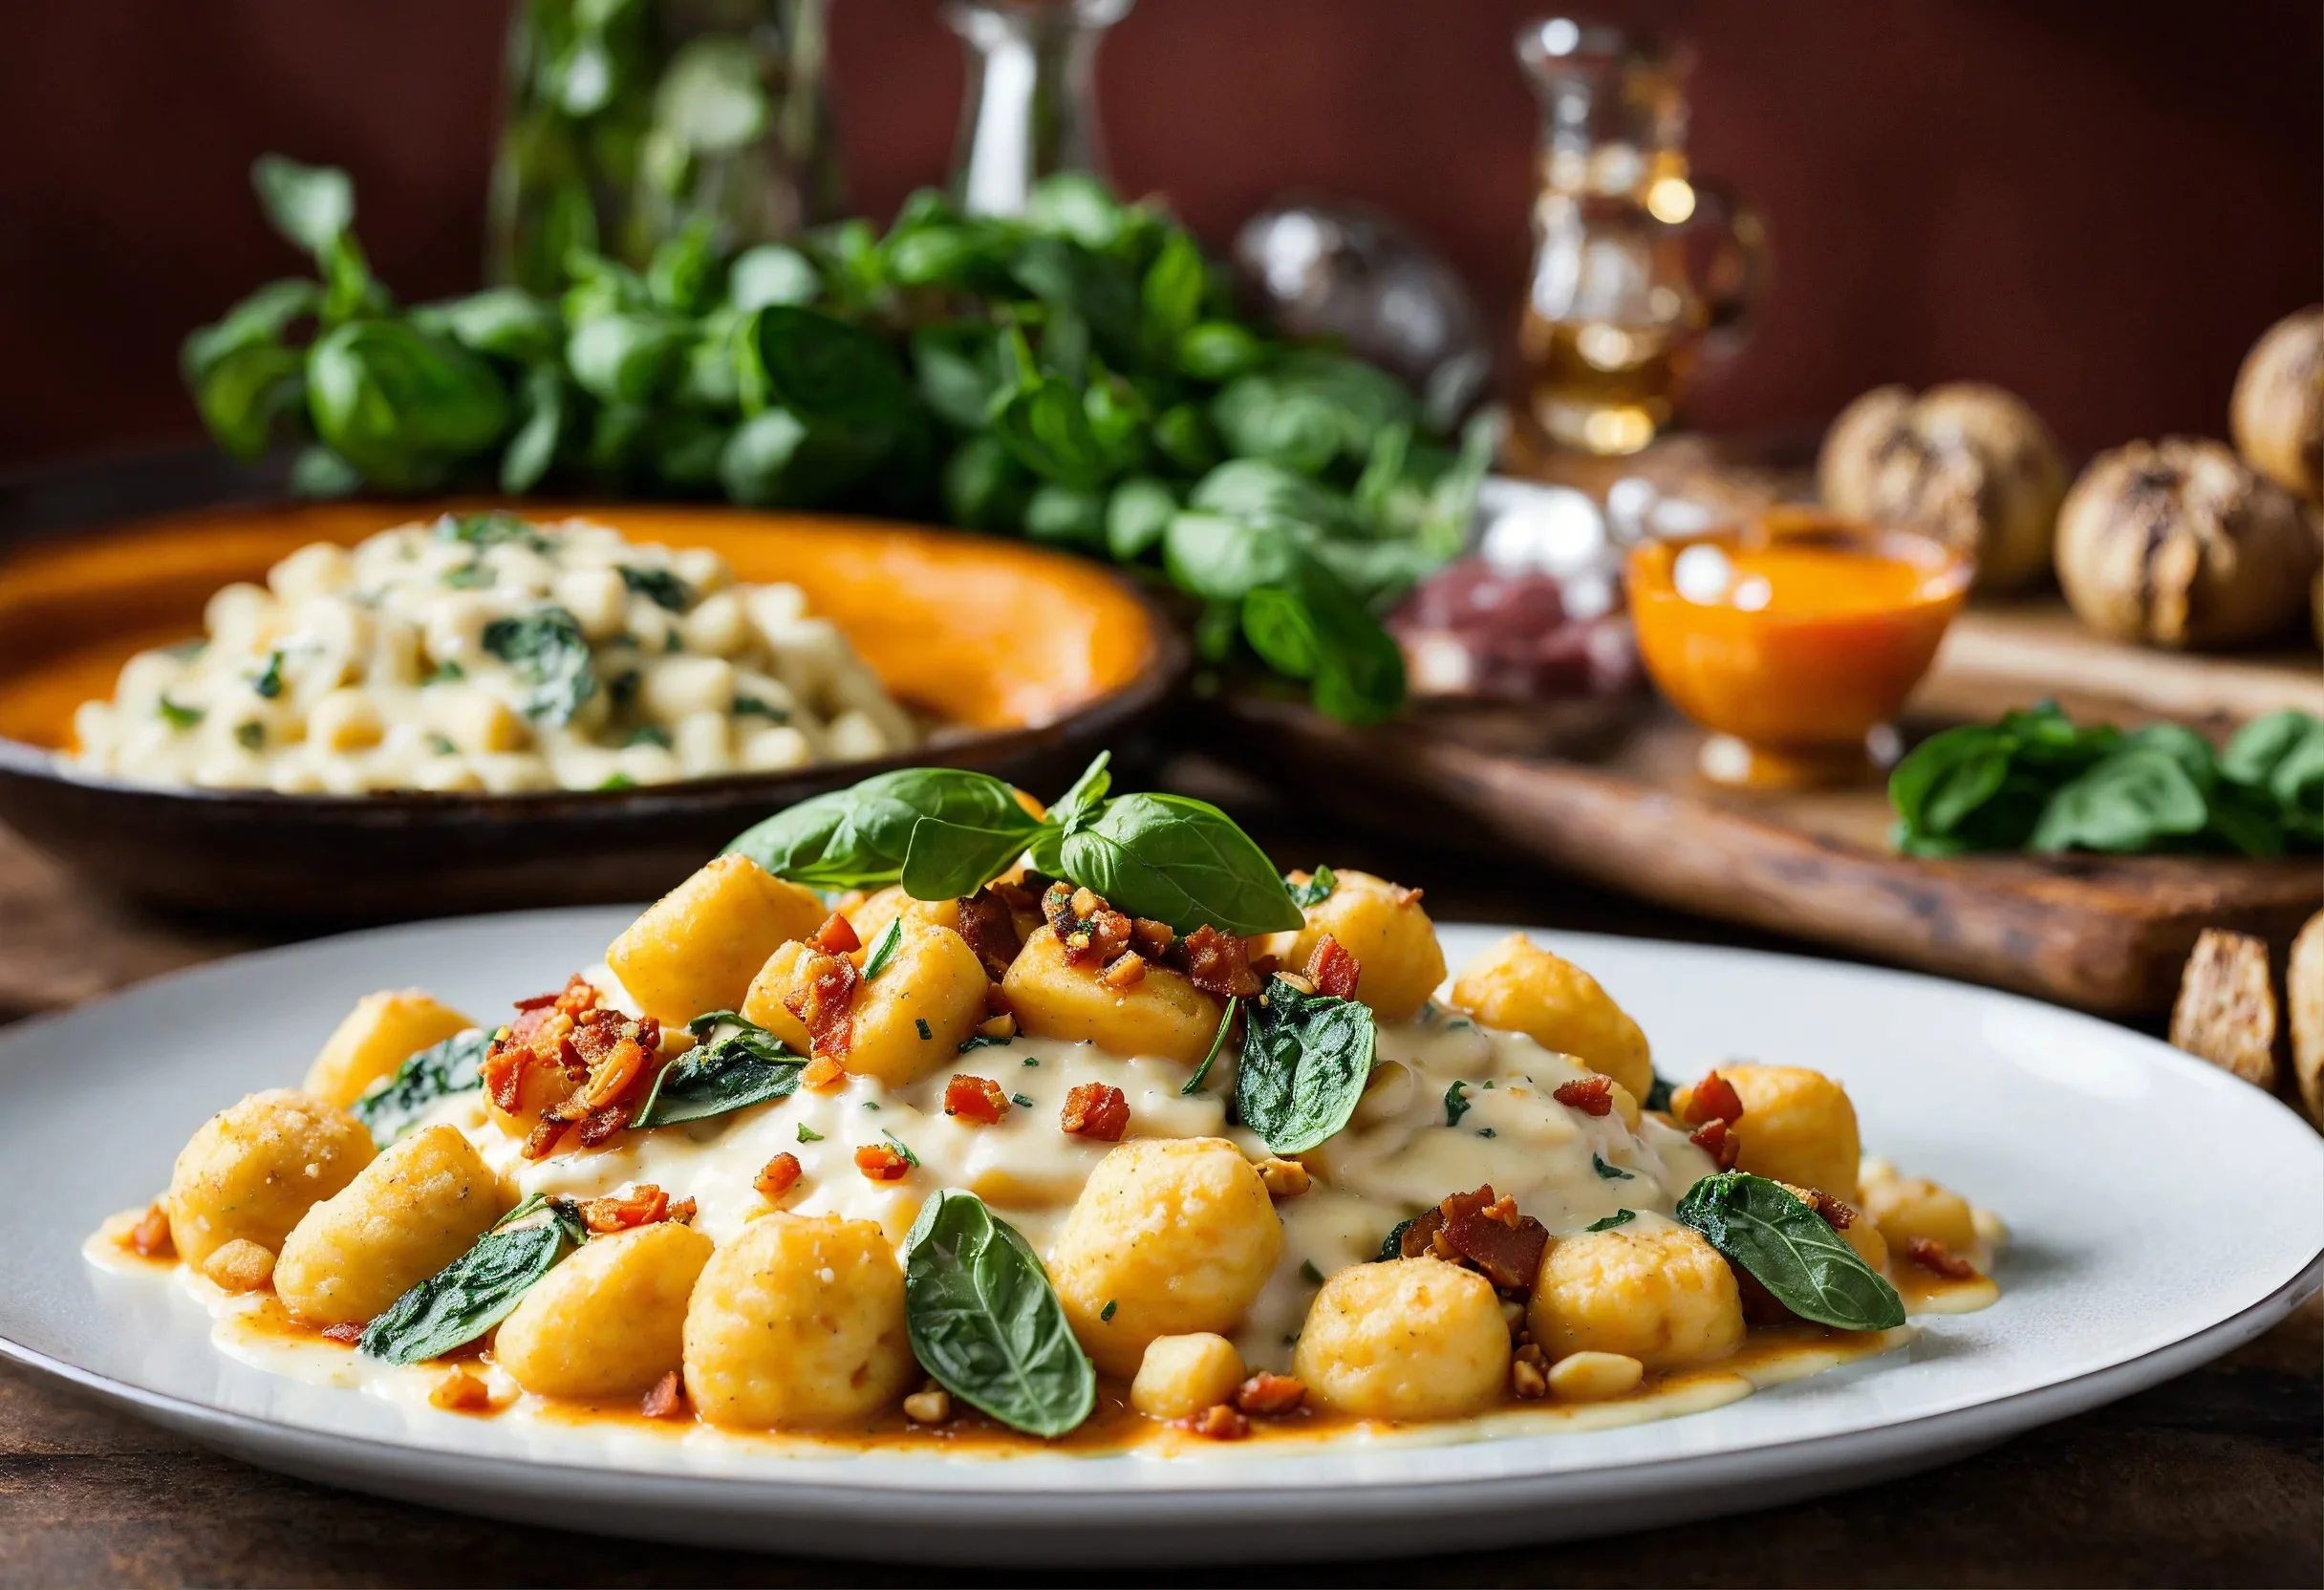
[488,0,844,295]
[944,0,1132,217]
[1514,18,1763,457]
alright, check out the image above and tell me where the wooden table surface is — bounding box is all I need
[2,770,2317,1589]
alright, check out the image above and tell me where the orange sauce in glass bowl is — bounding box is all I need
[1626,511,1972,787]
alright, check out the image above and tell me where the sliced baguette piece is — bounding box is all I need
[2169,929,2279,1090]
[2288,911,2324,1127]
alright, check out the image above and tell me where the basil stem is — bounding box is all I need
[358,1193,585,1365]
[1674,1172,1906,1331]
[1234,973,1375,1154]
[631,1012,804,1128]
[1179,996,1237,1096]
[350,1029,494,1148]
[903,1190,1095,1439]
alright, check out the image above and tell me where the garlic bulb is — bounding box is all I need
[2229,306,2324,503]
[2055,437,2321,650]
[1818,382,2067,591]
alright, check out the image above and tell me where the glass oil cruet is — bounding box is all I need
[1515,17,1764,456]
[944,0,1132,217]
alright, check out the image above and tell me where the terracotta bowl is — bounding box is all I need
[0,487,1185,920]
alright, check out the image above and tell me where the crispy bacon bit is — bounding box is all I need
[1235,1373,1307,1417]
[944,1074,1010,1125]
[1511,1359,1548,1400]
[574,1103,632,1147]
[1688,1116,1741,1171]
[581,1184,672,1233]
[1179,1404,1251,1441]
[1554,1076,1615,1117]
[1248,954,1281,979]
[513,990,561,1012]
[1173,924,1262,999]
[665,1196,699,1224]
[811,912,861,955]
[1397,1207,1448,1258]
[641,1370,686,1419]
[522,1117,569,1161]
[1778,1183,1860,1231]
[1045,882,1133,968]
[1103,951,1148,989]
[956,888,1027,980]
[785,952,860,1057]
[754,1153,803,1201]
[802,1054,849,1093]
[321,1321,365,1345]
[1438,1190,1550,1292]
[126,1202,174,1259]
[575,1033,648,1112]
[1305,935,1361,1000]
[854,1143,913,1182]
[1683,1070,1746,1126]
[1130,917,1175,957]
[1254,1157,1311,1198]
[1906,1237,1977,1280]
[430,1368,491,1413]
[1061,1083,1130,1142]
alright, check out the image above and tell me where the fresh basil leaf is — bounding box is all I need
[1235,974,1375,1154]
[568,313,691,406]
[188,342,308,462]
[1105,474,1178,561]
[861,917,905,979]
[1023,482,1108,549]
[728,766,1042,891]
[904,1190,1095,1439]
[1174,320,1265,381]
[306,320,510,491]
[1140,228,1208,347]
[421,288,564,365]
[481,607,597,725]
[251,155,354,258]
[1161,511,1301,603]
[1180,997,1237,1096]
[1443,1080,1471,1127]
[1676,1172,1906,1331]
[632,1013,804,1128]
[358,1194,586,1365]
[1585,1209,1636,1232]
[500,365,567,495]
[900,815,1037,901]
[2030,747,2209,853]
[350,1029,494,1147]
[1059,791,1303,936]
[728,244,822,311]
[1050,751,1111,833]
[1285,866,1337,909]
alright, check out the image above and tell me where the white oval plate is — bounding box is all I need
[1,910,2316,1566]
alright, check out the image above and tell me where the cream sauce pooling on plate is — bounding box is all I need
[429,975,1714,1373]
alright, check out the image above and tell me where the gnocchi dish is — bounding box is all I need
[67,512,916,794]
[95,752,2002,1452]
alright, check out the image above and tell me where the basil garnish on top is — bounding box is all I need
[726,766,1042,892]
[1058,790,1302,935]
[358,1192,585,1365]
[1675,1172,1906,1331]
[1235,973,1375,1154]
[350,1029,493,1147]
[903,1190,1095,1439]
[632,1011,805,1128]
[1285,865,1338,909]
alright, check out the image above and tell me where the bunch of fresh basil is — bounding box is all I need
[1890,702,2324,858]
[185,159,1493,722]
[724,752,1303,936]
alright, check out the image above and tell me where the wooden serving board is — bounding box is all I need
[1207,693,2321,1018]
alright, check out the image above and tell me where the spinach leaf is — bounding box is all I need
[350,1028,494,1147]
[1235,973,1375,1154]
[2224,709,2324,842]
[1058,791,1304,935]
[481,607,597,725]
[904,1191,1095,1439]
[2030,747,2209,852]
[1285,865,1338,909]
[358,1193,586,1365]
[1675,1172,1906,1331]
[728,766,1043,892]
[631,1012,804,1128]
[619,566,693,612]
[1179,997,1237,1096]
[1443,1079,1471,1127]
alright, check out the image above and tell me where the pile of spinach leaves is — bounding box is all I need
[184,158,1496,722]
[1890,703,2324,859]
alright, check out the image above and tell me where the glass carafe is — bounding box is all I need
[489,0,843,294]
[1514,18,1763,456]
[945,0,1132,217]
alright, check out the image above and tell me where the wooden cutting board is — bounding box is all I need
[1207,692,2320,1018]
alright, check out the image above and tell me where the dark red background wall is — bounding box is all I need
[0,0,2314,468]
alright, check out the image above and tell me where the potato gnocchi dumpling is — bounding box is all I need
[274,1125,513,1325]
[1048,1138,1281,1375]
[609,854,826,1025]
[1528,1214,1745,1371]
[303,991,473,1108]
[1860,1170,1982,1260]
[1682,1064,1861,1200]
[165,1089,376,1269]
[682,1214,915,1429]
[1449,934,1654,1101]
[1002,925,1223,1067]
[496,1220,714,1400]
[1259,870,1448,1022]
[1295,1258,1511,1422]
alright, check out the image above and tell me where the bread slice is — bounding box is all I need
[2169,929,2279,1089]
[2287,911,2324,1127]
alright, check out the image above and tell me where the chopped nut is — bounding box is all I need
[1510,1359,1549,1400]
[976,1011,1018,1041]
[903,1385,954,1425]
[1547,1351,1645,1402]
[1274,971,1318,996]
[1061,1083,1129,1141]
[1514,1341,1546,1368]
[1254,1157,1311,1199]
[854,1143,913,1182]
[125,1201,174,1259]
[945,1074,1011,1124]
[201,1238,275,1293]
[429,1368,492,1413]
[1130,918,1175,957]
[641,1370,687,1419]
[2169,929,2280,1089]
[1234,1372,1307,1416]
[1179,1404,1251,1441]
[1103,951,1148,989]
[754,1152,803,1201]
